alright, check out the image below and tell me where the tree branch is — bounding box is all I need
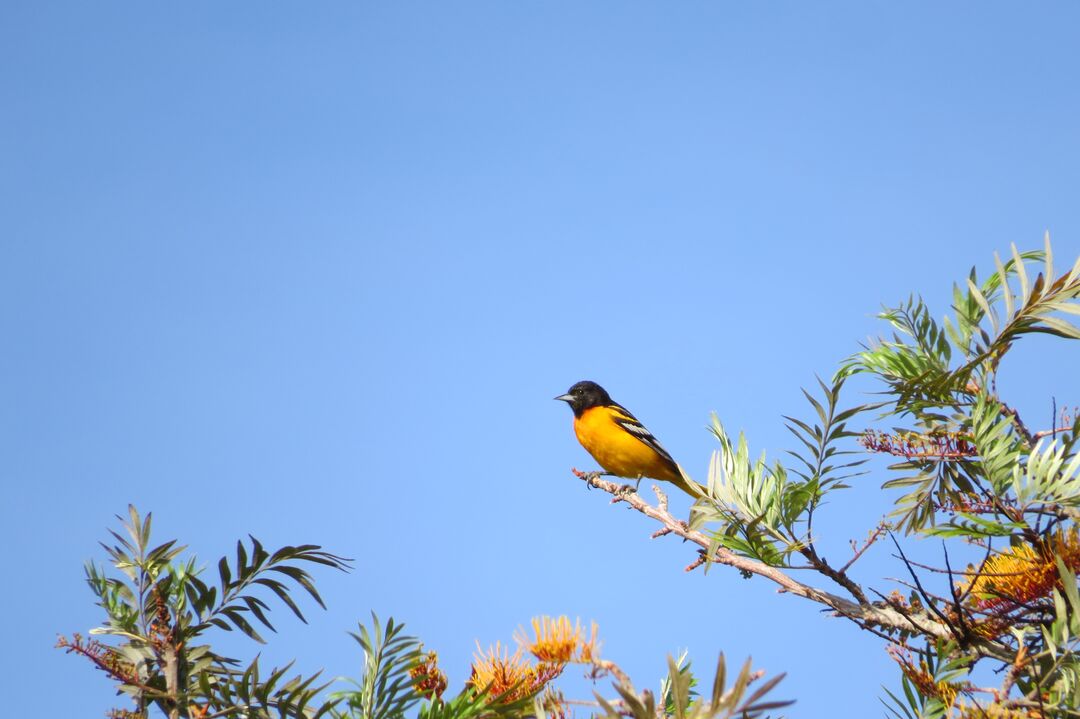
[574,472,956,642]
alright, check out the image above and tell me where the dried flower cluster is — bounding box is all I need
[410,650,448,699]
[951,702,1038,719]
[860,429,977,460]
[887,645,962,709]
[56,633,139,686]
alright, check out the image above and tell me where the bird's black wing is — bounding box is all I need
[609,402,680,470]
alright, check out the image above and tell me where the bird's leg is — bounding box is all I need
[612,476,640,496]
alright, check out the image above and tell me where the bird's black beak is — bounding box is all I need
[554,393,574,403]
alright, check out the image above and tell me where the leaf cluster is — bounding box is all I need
[70,505,350,718]
[692,376,872,569]
[844,238,1080,534]
[594,653,790,719]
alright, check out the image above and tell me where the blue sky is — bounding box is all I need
[4,3,1080,717]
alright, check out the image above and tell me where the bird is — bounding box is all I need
[555,380,705,498]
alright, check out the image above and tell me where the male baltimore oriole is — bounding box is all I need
[555,380,705,498]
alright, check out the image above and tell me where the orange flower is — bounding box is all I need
[470,616,601,706]
[514,616,601,664]
[577,621,601,663]
[958,529,1080,610]
[515,616,580,664]
[468,642,552,703]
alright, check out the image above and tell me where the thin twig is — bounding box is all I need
[999,644,1028,699]
[839,524,888,574]
[1000,400,1035,446]
[798,547,868,604]
[942,542,971,643]
[1033,426,1076,440]
[890,535,959,637]
[589,658,634,691]
[684,555,707,573]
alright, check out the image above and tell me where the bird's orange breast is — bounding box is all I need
[573,406,682,483]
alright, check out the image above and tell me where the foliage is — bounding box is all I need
[594,653,790,719]
[57,505,351,719]
[62,511,788,718]
[691,376,874,568]
[683,235,1080,717]
[332,615,424,719]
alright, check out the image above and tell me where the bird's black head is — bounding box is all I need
[554,380,612,417]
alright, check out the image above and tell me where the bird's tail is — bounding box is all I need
[671,464,708,499]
